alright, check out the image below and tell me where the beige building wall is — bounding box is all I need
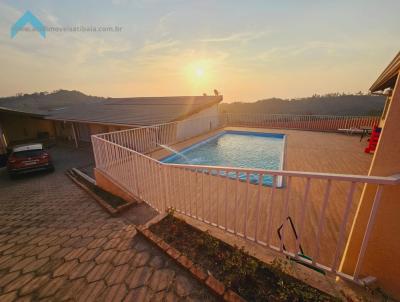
[187,103,219,120]
[54,121,74,141]
[176,104,220,140]
[89,123,109,136]
[53,121,132,144]
[0,104,219,148]
[0,113,55,144]
[340,73,400,299]
[89,123,132,135]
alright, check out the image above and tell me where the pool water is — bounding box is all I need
[162,131,285,186]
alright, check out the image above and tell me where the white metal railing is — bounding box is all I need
[96,114,225,154]
[91,113,398,284]
[224,113,380,131]
[95,113,380,154]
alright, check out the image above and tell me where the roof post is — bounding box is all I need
[0,121,7,154]
[71,122,79,148]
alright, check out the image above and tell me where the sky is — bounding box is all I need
[0,0,399,102]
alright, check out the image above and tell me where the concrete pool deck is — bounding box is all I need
[150,127,372,176]
[148,127,373,269]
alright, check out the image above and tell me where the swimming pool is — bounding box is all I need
[162,130,285,186]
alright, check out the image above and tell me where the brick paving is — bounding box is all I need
[0,146,215,301]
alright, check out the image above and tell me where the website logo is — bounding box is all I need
[11,10,46,39]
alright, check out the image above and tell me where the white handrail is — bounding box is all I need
[90,112,394,285]
[165,163,400,185]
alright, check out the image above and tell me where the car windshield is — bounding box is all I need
[12,150,43,158]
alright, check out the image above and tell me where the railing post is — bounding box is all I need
[332,182,356,271]
[91,136,99,168]
[313,179,332,265]
[353,185,383,280]
[133,155,141,198]
[345,116,349,130]
[161,164,168,213]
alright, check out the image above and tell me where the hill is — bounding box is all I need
[0,91,386,117]
[221,94,386,116]
[0,90,104,115]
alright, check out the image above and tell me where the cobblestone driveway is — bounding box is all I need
[0,146,215,301]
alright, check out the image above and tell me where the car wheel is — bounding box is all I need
[48,165,55,173]
[8,172,16,179]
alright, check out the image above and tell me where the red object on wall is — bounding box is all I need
[364,126,382,153]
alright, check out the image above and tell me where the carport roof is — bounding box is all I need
[370,51,400,92]
[47,95,223,126]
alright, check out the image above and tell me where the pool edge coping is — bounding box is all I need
[161,129,286,188]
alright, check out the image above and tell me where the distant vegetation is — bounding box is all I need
[0,90,104,113]
[221,93,385,116]
[1,90,386,116]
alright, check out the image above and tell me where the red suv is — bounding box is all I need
[7,143,54,178]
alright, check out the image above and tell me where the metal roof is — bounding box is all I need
[370,51,400,92]
[47,96,222,126]
[0,106,46,117]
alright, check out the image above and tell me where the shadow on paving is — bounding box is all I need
[120,202,159,226]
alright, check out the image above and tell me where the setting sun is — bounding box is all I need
[195,68,204,77]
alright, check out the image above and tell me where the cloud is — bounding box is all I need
[139,39,179,53]
[155,12,174,37]
[199,31,270,43]
[0,0,134,67]
[111,0,131,5]
[40,9,60,26]
[0,3,135,91]
[256,41,344,62]
[0,2,22,25]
